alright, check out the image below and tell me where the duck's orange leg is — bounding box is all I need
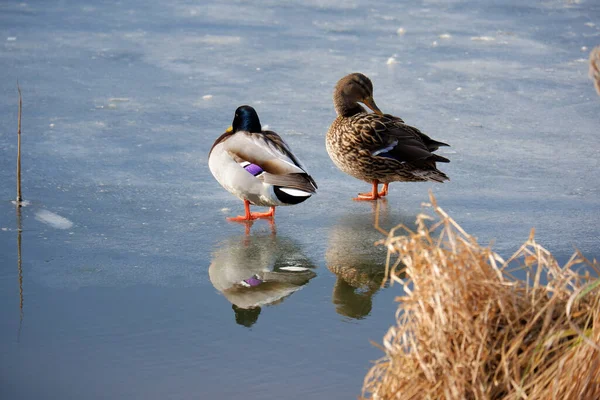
[378,183,389,197]
[354,181,381,201]
[227,200,253,222]
[227,201,276,222]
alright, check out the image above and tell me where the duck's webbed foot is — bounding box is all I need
[227,202,276,221]
[353,181,383,201]
[249,206,276,219]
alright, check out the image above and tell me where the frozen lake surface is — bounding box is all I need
[1,0,599,399]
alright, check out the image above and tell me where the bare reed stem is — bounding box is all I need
[590,46,600,97]
[16,83,22,205]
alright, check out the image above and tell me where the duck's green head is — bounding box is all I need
[228,105,262,133]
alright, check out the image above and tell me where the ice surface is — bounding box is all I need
[1,0,599,399]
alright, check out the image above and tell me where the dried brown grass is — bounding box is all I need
[363,194,600,400]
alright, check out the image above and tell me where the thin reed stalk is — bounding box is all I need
[16,83,22,204]
[590,46,600,96]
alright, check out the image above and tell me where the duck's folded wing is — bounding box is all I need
[261,130,310,172]
[220,130,318,190]
[221,131,305,173]
[381,114,450,151]
[370,117,450,164]
[261,131,319,190]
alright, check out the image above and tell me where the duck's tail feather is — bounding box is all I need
[412,169,450,183]
[431,154,450,163]
[261,172,317,204]
[273,186,313,204]
[418,132,450,152]
[262,172,317,194]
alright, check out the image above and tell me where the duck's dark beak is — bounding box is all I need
[362,96,383,115]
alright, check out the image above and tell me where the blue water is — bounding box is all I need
[1,0,599,399]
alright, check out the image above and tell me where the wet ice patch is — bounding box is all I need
[35,210,74,229]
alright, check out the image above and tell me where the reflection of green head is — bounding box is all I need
[232,304,261,328]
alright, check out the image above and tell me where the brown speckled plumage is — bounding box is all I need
[326,73,450,198]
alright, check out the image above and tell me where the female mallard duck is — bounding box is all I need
[209,105,317,222]
[326,73,450,201]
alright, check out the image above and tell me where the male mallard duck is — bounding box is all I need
[209,105,317,221]
[326,73,450,201]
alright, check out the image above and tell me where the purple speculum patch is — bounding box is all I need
[243,276,263,287]
[243,163,264,176]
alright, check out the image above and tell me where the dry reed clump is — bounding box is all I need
[591,46,600,96]
[363,194,600,400]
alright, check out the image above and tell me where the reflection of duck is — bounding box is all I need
[209,234,316,327]
[326,208,411,319]
[329,265,385,320]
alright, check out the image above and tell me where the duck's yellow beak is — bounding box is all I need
[363,96,383,115]
[226,126,233,133]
